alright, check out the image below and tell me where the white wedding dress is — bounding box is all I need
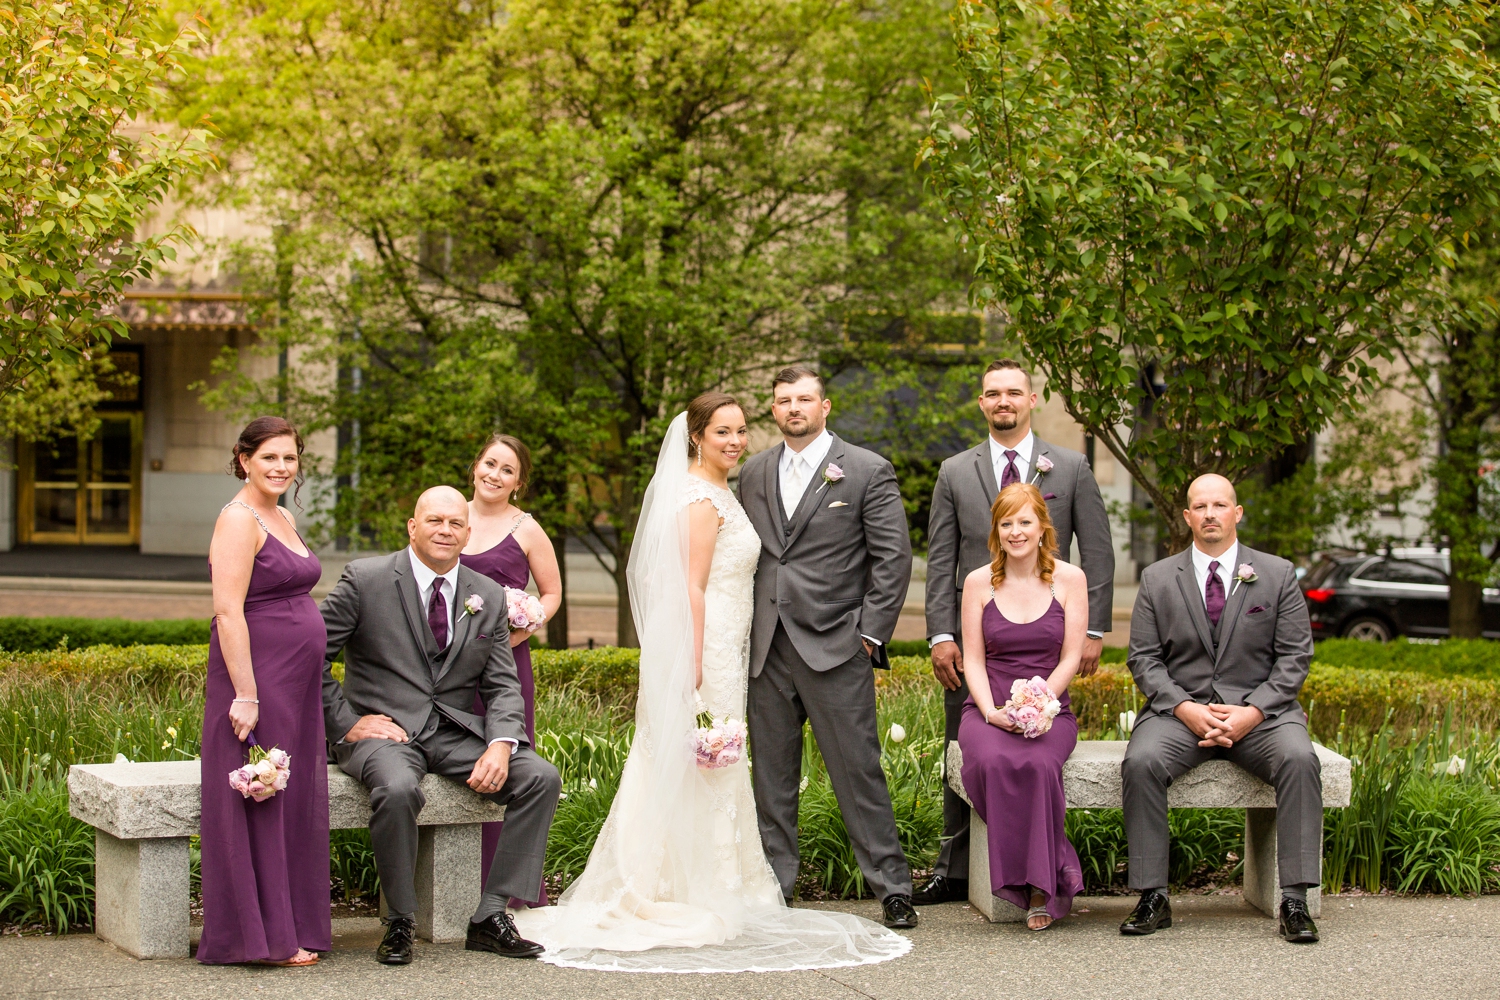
[513,414,911,973]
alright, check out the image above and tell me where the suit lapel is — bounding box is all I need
[974,440,998,504]
[393,552,440,662]
[767,443,787,541]
[784,435,846,552]
[1214,546,1255,663]
[1172,550,1217,660]
[434,566,477,683]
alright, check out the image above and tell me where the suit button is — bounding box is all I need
[779,558,787,565]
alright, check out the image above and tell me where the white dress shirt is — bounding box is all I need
[1190,540,1239,608]
[408,547,460,634]
[988,431,1036,488]
[779,428,834,519]
[407,548,516,749]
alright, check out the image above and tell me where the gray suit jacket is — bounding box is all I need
[320,551,527,770]
[924,436,1115,637]
[740,434,913,674]
[1127,545,1312,729]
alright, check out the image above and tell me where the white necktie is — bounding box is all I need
[782,455,805,519]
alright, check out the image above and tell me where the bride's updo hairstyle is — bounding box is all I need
[685,391,741,460]
[988,483,1058,587]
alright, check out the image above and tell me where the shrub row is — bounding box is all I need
[0,617,209,652]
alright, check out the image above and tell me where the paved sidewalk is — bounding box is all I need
[4,895,1497,1000]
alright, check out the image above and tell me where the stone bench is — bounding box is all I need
[68,761,505,959]
[945,740,1351,922]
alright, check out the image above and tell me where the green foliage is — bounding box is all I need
[1388,776,1500,895]
[0,755,93,933]
[924,0,1500,552]
[0,617,209,652]
[1310,638,1500,682]
[328,829,379,905]
[183,0,968,643]
[0,0,211,427]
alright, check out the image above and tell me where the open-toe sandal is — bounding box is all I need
[256,950,319,967]
[1026,906,1052,931]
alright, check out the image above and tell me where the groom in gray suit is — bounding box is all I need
[739,366,918,929]
[321,486,560,964]
[1119,474,1321,944]
[918,358,1115,905]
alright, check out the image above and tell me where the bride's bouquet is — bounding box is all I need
[503,586,547,633]
[1002,676,1062,739]
[691,711,748,769]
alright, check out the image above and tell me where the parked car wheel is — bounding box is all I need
[1342,616,1393,642]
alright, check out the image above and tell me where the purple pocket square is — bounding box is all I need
[1246,606,1267,615]
[478,634,489,639]
[1043,492,1057,501]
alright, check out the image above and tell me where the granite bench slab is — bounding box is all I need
[68,761,505,959]
[944,739,1351,922]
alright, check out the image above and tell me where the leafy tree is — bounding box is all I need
[188,0,967,644]
[924,0,1500,552]
[0,0,209,432]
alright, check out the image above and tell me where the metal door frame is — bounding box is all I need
[17,412,144,545]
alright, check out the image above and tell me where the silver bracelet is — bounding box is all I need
[233,697,259,704]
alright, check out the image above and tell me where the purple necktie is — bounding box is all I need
[1205,560,1225,627]
[1000,449,1020,489]
[427,578,449,649]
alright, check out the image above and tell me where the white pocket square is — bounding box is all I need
[828,501,848,508]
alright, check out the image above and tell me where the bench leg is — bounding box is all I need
[415,823,482,943]
[1243,808,1321,919]
[966,806,1025,923]
[93,830,190,959]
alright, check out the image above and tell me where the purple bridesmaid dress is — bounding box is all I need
[460,530,547,906]
[957,596,1084,921]
[198,529,331,963]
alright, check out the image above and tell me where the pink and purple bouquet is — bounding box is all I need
[691,714,748,770]
[1003,676,1062,739]
[503,586,547,633]
[228,735,290,802]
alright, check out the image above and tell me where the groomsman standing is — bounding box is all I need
[915,358,1115,905]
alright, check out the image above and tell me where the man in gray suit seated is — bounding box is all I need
[1119,474,1321,944]
[321,487,561,964]
[917,358,1115,905]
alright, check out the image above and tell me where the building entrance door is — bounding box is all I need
[18,413,143,545]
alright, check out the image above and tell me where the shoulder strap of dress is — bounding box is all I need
[273,505,297,528]
[222,499,270,533]
[505,511,532,538]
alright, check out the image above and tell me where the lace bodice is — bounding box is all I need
[679,478,760,719]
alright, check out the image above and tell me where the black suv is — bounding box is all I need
[1301,547,1500,641]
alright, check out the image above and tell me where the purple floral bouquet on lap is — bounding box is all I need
[503,586,547,633]
[691,712,748,769]
[1003,676,1062,738]
[228,733,290,802]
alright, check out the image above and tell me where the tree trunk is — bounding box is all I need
[615,560,638,648]
[1450,576,1484,639]
[547,530,570,649]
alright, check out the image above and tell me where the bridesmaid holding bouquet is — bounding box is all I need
[198,417,330,965]
[956,483,1087,931]
[461,433,562,905]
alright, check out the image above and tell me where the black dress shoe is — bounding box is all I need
[465,913,545,958]
[1279,898,1319,943]
[377,916,415,965]
[1119,890,1172,935]
[912,875,969,906]
[881,894,919,929]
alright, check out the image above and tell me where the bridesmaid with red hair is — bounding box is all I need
[460,433,562,906]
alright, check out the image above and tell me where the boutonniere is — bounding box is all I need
[460,594,485,619]
[1232,563,1256,594]
[815,462,845,494]
[1034,454,1054,475]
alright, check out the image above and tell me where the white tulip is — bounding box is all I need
[1119,710,1137,734]
[888,723,907,744]
[1446,755,1467,777]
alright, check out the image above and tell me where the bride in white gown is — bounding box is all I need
[513,394,911,972]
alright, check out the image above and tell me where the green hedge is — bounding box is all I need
[1310,638,1500,681]
[0,617,209,652]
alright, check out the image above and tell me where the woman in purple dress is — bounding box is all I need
[460,433,562,906]
[198,417,330,966]
[957,482,1088,931]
